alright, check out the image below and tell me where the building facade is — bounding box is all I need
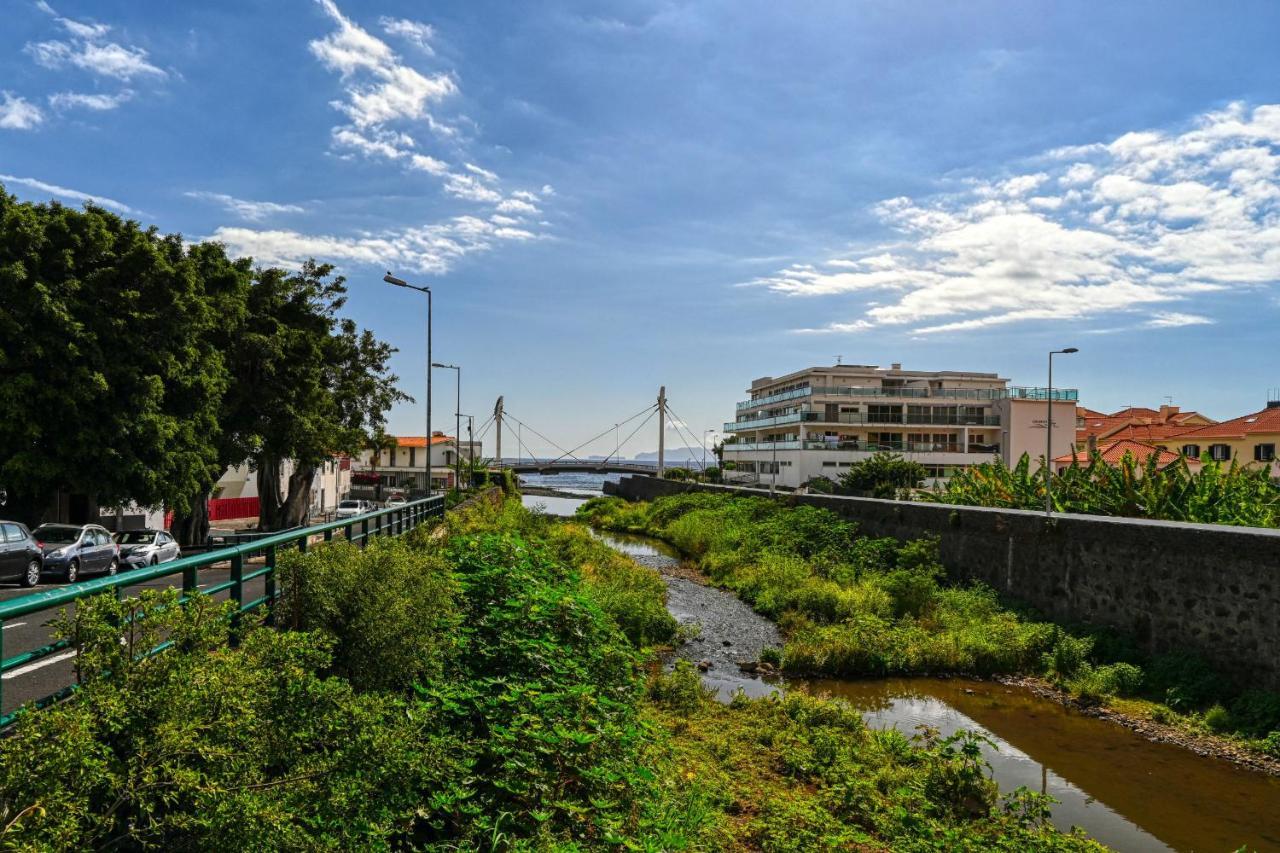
[721,363,1079,489]
[352,433,483,494]
[1163,400,1280,475]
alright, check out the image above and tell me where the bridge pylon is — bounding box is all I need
[657,385,666,478]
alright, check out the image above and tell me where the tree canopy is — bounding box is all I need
[0,184,405,534]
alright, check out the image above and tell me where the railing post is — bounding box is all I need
[264,544,276,626]
[323,527,333,542]
[360,517,369,547]
[183,556,199,601]
[230,552,244,638]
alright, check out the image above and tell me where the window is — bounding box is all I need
[0,523,21,542]
[1209,444,1232,461]
[821,461,837,467]
[1181,444,1200,458]
[1256,444,1276,462]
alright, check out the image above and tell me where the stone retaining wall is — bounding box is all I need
[604,477,1280,688]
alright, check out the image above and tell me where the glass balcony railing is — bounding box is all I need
[735,386,812,410]
[726,410,1002,431]
[722,440,1001,455]
[735,384,1078,409]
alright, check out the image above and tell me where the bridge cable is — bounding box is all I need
[502,412,579,463]
[663,401,710,470]
[545,402,658,466]
[610,406,660,465]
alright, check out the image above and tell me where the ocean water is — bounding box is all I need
[518,471,619,496]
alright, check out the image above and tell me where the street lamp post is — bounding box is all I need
[702,428,715,476]
[384,273,432,498]
[432,362,461,491]
[1046,347,1079,517]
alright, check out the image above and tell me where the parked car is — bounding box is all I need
[0,520,43,587]
[114,529,182,568]
[32,523,118,583]
[384,495,408,508]
[334,499,373,519]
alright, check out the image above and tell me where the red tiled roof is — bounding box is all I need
[1055,439,1189,468]
[1077,407,1108,419]
[1169,405,1280,440]
[393,434,456,448]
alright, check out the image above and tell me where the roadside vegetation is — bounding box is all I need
[578,492,1280,761]
[0,495,1105,849]
[924,452,1280,528]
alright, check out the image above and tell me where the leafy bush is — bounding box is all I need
[1042,631,1095,682]
[1204,704,1232,733]
[1,593,458,850]
[837,452,927,498]
[276,537,459,692]
[925,451,1280,528]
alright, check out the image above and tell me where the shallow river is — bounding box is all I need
[522,488,1280,853]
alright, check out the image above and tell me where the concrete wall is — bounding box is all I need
[604,476,1280,688]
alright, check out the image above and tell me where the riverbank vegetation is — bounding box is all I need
[578,493,1280,762]
[923,453,1280,528]
[0,496,1104,849]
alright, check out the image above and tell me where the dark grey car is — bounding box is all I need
[32,524,119,583]
[0,521,42,587]
[114,529,181,569]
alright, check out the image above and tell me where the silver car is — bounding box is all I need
[335,499,373,519]
[114,529,182,568]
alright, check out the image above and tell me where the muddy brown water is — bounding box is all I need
[532,494,1280,852]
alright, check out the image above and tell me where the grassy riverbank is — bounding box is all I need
[0,495,1105,849]
[578,492,1280,766]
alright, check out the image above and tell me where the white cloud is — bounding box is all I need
[464,163,499,182]
[756,102,1280,335]
[48,90,133,111]
[496,197,540,215]
[1145,311,1213,328]
[379,17,435,54]
[25,2,163,85]
[184,191,304,222]
[0,173,137,214]
[443,173,502,203]
[311,0,454,129]
[209,213,538,275]
[0,92,44,130]
[26,39,164,81]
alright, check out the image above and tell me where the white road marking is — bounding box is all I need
[2,649,77,679]
[2,622,26,630]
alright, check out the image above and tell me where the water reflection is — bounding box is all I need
[803,678,1280,853]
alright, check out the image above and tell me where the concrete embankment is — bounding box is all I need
[605,476,1280,690]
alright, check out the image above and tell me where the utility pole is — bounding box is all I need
[384,273,431,498]
[1046,347,1079,517]
[494,396,504,463]
[657,385,666,478]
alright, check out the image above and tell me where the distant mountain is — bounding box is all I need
[632,447,710,463]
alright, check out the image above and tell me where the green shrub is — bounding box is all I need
[1204,703,1232,733]
[1042,631,1094,682]
[276,537,459,692]
[649,660,715,713]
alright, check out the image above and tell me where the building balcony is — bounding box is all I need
[735,384,1077,411]
[725,410,1002,432]
[723,439,1001,455]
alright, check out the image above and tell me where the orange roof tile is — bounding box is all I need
[392,434,457,448]
[1055,439,1190,468]
[1169,404,1280,440]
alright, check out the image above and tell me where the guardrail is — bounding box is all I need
[0,495,445,727]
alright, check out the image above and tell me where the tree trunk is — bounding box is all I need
[256,456,284,530]
[280,465,315,529]
[170,490,211,547]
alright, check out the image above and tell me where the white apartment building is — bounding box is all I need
[722,363,1080,489]
[215,456,352,516]
[352,433,483,494]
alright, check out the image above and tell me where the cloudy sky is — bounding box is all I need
[2,1,1279,456]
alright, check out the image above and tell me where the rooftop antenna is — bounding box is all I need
[835,355,843,365]
[1162,395,1174,406]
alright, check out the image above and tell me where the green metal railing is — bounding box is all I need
[0,495,445,727]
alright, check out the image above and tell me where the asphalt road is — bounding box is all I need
[0,560,272,718]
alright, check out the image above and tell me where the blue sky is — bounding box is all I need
[3,1,1279,457]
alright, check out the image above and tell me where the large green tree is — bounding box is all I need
[223,262,407,530]
[0,187,249,526]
